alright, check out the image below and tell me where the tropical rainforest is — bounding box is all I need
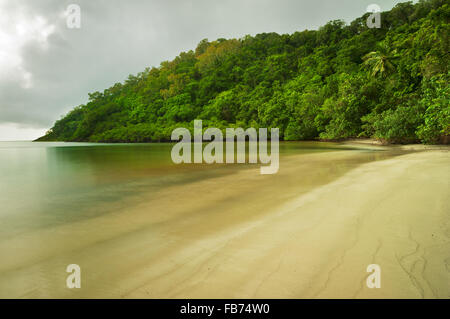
[37,0,449,144]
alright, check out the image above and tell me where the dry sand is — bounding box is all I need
[0,149,448,298]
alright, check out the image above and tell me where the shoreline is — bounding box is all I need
[125,150,449,298]
[33,136,449,147]
[341,138,450,151]
[0,147,448,298]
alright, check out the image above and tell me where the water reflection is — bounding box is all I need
[0,141,410,298]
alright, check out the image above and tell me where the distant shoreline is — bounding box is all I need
[33,137,450,148]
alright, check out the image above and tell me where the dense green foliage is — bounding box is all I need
[38,0,449,144]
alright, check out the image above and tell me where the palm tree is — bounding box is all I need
[363,42,399,78]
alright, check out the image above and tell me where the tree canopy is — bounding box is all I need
[37,0,449,144]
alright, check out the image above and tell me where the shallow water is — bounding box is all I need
[0,141,407,298]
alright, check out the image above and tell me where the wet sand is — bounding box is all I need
[0,148,448,298]
[126,150,449,299]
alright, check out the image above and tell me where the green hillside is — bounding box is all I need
[37,0,449,144]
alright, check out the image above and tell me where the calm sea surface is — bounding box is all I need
[0,141,405,297]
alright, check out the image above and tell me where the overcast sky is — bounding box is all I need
[0,0,414,140]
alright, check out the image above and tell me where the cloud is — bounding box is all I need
[0,122,47,141]
[0,1,55,88]
[0,0,414,140]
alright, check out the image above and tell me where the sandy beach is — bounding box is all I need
[124,150,450,299]
[0,147,448,298]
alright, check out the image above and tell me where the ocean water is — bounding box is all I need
[0,141,403,297]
